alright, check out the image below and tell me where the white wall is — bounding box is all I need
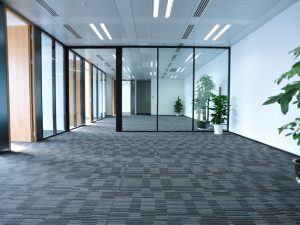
[183,51,229,118]
[230,1,300,155]
[106,76,113,116]
[151,78,184,115]
[122,81,131,114]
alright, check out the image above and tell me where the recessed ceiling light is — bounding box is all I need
[176,67,182,72]
[156,61,157,67]
[204,24,220,41]
[153,0,159,18]
[122,57,125,62]
[165,0,174,18]
[112,54,116,59]
[132,75,135,79]
[150,72,153,76]
[213,24,231,41]
[89,23,103,40]
[180,67,185,72]
[151,61,153,67]
[195,54,200,59]
[127,67,131,72]
[100,23,112,40]
[185,53,193,62]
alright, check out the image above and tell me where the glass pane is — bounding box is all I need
[102,73,106,118]
[85,61,92,124]
[76,56,82,126]
[41,33,54,137]
[69,51,76,129]
[98,70,103,119]
[55,42,65,133]
[158,48,193,131]
[92,67,98,121]
[122,48,157,131]
[194,48,229,131]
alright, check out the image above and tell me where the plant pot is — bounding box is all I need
[214,124,223,134]
[196,121,209,129]
[175,112,180,117]
[293,158,300,183]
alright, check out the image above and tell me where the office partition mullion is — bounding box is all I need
[192,48,195,131]
[52,39,57,134]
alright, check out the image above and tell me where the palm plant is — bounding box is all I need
[263,46,300,145]
[194,75,215,122]
[174,96,183,114]
[210,94,229,125]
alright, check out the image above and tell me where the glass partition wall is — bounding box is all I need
[41,33,66,138]
[68,51,84,130]
[121,47,229,132]
[122,48,157,131]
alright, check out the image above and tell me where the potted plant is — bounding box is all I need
[210,93,229,134]
[194,75,216,128]
[174,96,183,116]
[263,46,300,182]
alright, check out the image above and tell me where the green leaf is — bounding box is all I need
[292,61,300,75]
[263,94,284,105]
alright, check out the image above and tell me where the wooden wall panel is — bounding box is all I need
[7,25,32,142]
[85,63,92,123]
[69,59,75,128]
[76,59,81,126]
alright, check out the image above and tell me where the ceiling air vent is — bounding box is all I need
[169,68,177,72]
[182,25,195,39]
[171,55,177,61]
[36,0,59,17]
[64,24,82,39]
[96,55,104,61]
[194,0,209,17]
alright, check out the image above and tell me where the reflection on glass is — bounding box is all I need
[98,71,103,118]
[102,73,106,117]
[92,67,97,121]
[69,51,76,129]
[122,48,157,131]
[55,43,65,133]
[41,34,54,137]
[158,48,193,131]
[76,55,82,126]
[193,48,229,131]
[85,61,92,123]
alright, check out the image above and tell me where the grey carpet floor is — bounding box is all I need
[0,117,300,225]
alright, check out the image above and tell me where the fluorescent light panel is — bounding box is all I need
[89,23,103,40]
[100,23,112,40]
[151,61,153,67]
[127,67,131,72]
[112,54,116,59]
[185,53,193,62]
[176,67,182,72]
[153,0,159,18]
[165,0,174,18]
[204,24,220,41]
[213,24,231,41]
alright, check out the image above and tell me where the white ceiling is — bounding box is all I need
[2,0,298,46]
[73,48,116,77]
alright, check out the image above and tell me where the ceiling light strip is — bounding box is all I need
[204,24,220,41]
[185,53,193,62]
[153,0,160,18]
[100,23,112,40]
[89,23,103,40]
[213,24,231,41]
[165,0,174,18]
